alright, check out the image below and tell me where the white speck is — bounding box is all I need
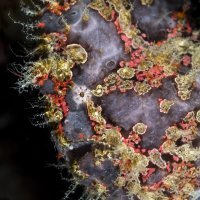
[72,84,92,106]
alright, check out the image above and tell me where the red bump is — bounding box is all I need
[37,22,46,28]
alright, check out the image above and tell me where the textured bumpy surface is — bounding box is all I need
[18,0,200,199]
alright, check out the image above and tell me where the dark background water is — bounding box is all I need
[0,1,69,200]
[0,0,200,200]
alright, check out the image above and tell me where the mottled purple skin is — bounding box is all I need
[146,169,167,185]
[63,2,128,142]
[131,0,183,41]
[63,110,93,142]
[78,152,133,200]
[78,153,118,185]
[40,1,200,199]
[100,77,200,149]
[60,6,129,195]
[67,11,128,87]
